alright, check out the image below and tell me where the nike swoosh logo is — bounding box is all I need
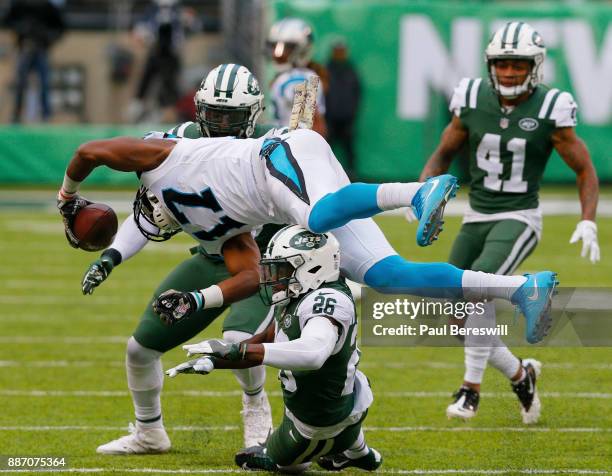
[333,460,346,469]
[289,429,297,442]
[426,178,440,199]
[527,281,539,301]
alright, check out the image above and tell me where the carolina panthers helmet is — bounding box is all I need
[485,22,546,98]
[260,225,340,306]
[267,18,314,71]
[133,185,181,241]
[194,63,264,138]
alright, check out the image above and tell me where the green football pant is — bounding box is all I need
[133,251,270,353]
[266,412,367,467]
[449,219,538,274]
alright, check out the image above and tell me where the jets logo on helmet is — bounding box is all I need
[485,22,546,98]
[259,225,340,305]
[194,63,264,138]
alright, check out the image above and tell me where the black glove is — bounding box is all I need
[152,289,202,325]
[57,194,92,248]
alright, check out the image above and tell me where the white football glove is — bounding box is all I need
[165,357,215,378]
[569,220,600,263]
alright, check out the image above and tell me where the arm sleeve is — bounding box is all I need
[109,214,150,262]
[550,91,578,128]
[448,78,471,117]
[262,316,338,371]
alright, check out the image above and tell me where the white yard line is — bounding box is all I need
[1,389,611,399]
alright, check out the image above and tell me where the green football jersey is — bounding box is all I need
[451,78,577,213]
[273,279,360,427]
[165,121,283,255]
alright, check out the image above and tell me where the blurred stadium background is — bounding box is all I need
[0,0,610,473]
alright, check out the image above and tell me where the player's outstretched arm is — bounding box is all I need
[419,115,468,181]
[66,137,176,182]
[152,232,261,325]
[552,127,600,262]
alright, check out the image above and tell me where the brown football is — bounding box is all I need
[73,203,118,252]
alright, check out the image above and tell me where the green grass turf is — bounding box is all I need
[0,210,610,474]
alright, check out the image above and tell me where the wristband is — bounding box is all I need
[200,285,224,309]
[61,173,81,195]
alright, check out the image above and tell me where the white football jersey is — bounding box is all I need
[270,67,325,126]
[139,136,271,255]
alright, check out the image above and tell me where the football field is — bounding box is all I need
[1,195,611,474]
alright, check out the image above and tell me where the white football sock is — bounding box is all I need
[126,337,164,428]
[463,301,496,384]
[488,336,522,380]
[376,183,423,211]
[223,330,266,395]
[462,270,527,301]
[344,429,370,459]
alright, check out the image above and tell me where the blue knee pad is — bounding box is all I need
[364,255,464,299]
[308,183,381,233]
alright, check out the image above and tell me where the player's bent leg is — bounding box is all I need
[99,252,231,454]
[364,255,464,298]
[317,427,383,472]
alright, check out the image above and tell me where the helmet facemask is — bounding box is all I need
[259,254,305,306]
[133,185,181,242]
[487,56,543,99]
[196,102,260,138]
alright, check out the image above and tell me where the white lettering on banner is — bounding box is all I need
[397,15,481,119]
[397,16,612,124]
[563,20,612,124]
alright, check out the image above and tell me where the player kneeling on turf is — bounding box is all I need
[166,225,382,473]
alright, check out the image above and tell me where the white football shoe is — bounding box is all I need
[96,422,171,455]
[511,358,542,424]
[446,386,480,420]
[242,390,273,447]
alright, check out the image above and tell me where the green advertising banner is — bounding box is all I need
[270,0,612,182]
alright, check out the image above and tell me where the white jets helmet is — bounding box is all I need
[267,18,314,71]
[485,21,546,98]
[260,225,340,305]
[194,63,264,138]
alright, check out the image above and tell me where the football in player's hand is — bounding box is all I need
[73,203,118,252]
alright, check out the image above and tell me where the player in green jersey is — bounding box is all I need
[420,22,599,424]
[166,225,382,473]
[83,64,281,454]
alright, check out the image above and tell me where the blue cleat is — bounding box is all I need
[411,174,458,246]
[511,272,559,344]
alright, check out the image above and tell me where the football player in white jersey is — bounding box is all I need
[78,65,276,455]
[58,126,559,350]
[267,17,327,137]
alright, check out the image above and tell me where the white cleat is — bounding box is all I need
[512,358,542,425]
[96,422,171,455]
[242,390,273,448]
[446,386,479,420]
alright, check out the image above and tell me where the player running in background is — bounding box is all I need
[80,65,277,454]
[420,22,599,424]
[166,225,383,473]
[267,17,328,137]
